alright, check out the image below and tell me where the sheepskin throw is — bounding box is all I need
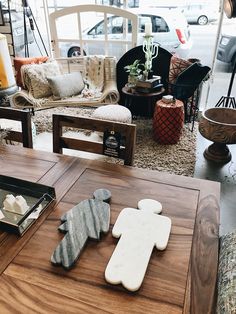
[22,60,61,99]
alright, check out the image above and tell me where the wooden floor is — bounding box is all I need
[194,132,236,236]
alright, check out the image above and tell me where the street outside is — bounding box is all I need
[189,20,235,109]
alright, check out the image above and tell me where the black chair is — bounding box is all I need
[168,62,211,129]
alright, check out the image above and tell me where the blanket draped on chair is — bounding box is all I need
[10,56,119,110]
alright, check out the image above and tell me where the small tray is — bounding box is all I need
[0,175,56,235]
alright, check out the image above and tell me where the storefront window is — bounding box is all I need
[1,0,234,109]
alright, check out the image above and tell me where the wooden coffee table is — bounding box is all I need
[122,85,165,118]
[0,145,220,313]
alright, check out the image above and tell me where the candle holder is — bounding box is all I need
[142,35,158,81]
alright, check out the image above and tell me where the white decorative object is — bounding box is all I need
[105,201,171,291]
[142,34,158,81]
[137,199,162,213]
[3,194,15,212]
[14,196,29,214]
[3,194,29,215]
[144,23,152,36]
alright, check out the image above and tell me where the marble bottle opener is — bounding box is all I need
[105,199,171,291]
[51,189,111,270]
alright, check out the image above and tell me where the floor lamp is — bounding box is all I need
[215,0,236,108]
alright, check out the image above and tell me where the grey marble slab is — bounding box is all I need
[51,189,111,269]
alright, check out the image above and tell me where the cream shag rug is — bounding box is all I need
[32,107,197,177]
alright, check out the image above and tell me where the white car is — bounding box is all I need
[179,3,219,25]
[60,8,192,59]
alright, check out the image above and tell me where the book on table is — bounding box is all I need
[136,76,162,89]
[135,83,164,94]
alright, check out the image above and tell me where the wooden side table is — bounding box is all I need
[122,86,165,118]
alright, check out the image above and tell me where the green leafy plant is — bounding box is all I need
[124,59,144,77]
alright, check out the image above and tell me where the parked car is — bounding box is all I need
[179,3,219,25]
[137,1,219,25]
[60,7,192,59]
[2,9,34,52]
[217,33,236,70]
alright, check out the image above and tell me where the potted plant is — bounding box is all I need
[124,60,143,86]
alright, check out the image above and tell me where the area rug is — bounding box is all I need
[32,107,197,177]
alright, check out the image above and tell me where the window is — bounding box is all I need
[153,16,169,33]
[89,20,105,35]
[88,16,126,35]
[130,15,169,33]
[138,15,151,33]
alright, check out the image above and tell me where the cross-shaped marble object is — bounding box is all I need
[51,189,111,270]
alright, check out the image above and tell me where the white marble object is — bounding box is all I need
[3,194,16,212]
[3,194,29,214]
[105,201,171,291]
[14,196,29,214]
[137,199,162,213]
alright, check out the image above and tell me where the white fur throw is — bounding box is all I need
[22,61,61,99]
[92,105,132,123]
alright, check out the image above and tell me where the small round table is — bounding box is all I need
[122,86,165,118]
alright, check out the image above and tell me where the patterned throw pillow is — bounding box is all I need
[168,56,192,84]
[14,56,49,88]
[84,56,105,91]
[22,61,62,99]
[47,72,85,99]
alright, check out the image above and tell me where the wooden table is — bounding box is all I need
[0,145,220,313]
[122,86,165,118]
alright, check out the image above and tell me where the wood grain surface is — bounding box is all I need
[0,145,220,313]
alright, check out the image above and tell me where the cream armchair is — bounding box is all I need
[10,56,119,110]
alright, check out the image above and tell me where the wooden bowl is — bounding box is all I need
[199,107,236,163]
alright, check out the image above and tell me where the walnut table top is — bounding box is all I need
[0,145,220,313]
